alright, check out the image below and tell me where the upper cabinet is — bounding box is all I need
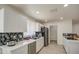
[4,7,27,32]
[26,20,44,35]
[0,5,27,32]
[35,22,43,32]
[35,23,39,32]
[0,8,4,32]
[37,23,44,31]
[0,5,43,34]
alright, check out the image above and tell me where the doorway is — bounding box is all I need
[50,25,57,44]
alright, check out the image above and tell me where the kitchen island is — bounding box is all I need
[64,37,79,54]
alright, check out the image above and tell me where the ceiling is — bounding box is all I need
[10,4,79,23]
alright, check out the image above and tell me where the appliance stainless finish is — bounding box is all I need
[41,27,49,46]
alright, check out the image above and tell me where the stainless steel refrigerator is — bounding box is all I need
[41,27,49,46]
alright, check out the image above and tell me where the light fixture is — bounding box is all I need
[64,4,68,7]
[36,11,40,14]
[60,17,63,20]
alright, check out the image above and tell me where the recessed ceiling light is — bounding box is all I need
[60,17,63,20]
[36,11,40,14]
[64,4,68,7]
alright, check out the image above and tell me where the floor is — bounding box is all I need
[39,40,66,54]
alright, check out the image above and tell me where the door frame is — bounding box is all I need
[49,25,58,44]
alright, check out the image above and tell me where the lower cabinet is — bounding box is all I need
[0,38,43,54]
[64,38,79,54]
[0,48,2,54]
[36,37,44,53]
[11,41,36,54]
[28,41,36,54]
[11,45,28,54]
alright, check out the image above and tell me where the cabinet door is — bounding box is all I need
[0,8,4,32]
[4,7,27,32]
[36,37,44,52]
[0,48,2,54]
[28,42,36,54]
[11,45,28,54]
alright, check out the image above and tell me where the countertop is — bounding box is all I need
[0,39,36,51]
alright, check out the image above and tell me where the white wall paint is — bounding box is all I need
[72,23,79,34]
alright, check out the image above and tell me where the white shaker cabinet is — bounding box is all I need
[64,38,79,54]
[11,44,28,54]
[36,37,44,53]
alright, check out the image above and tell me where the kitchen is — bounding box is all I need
[0,4,49,54]
[0,4,79,54]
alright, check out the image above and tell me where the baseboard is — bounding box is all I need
[50,40,57,43]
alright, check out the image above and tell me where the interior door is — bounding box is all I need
[50,25,57,41]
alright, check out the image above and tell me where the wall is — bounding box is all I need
[44,19,72,45]
[57,20,72,45]
[72,23,79,34]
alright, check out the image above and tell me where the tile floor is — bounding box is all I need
[39,40,66,54]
